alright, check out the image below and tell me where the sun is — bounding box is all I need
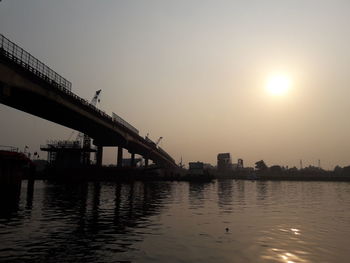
[266,74,291,96]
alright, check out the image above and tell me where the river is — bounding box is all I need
[0,180,349,262]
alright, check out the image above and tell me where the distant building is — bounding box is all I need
[217,153,232,171]
[270,165,282,173]
[232,159,244,170]
[203,163,214,169]
[189,162,204,175]
[0,148,33,191]
[237,159,244,169]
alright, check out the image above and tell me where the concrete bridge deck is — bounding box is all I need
[0,34,176,168]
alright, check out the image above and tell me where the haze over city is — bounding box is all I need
[1,0,350,169]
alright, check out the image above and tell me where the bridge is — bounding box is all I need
[0,34,177,169]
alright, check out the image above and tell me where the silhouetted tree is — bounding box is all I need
[255,160,268,171]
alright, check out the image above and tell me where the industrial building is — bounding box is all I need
[217,153,232,171]
[188,162,205,175]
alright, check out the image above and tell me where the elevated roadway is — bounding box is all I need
[0,34,177,168]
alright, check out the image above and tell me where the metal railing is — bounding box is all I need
[112,112,139,134]
[40,140,81,149]
[158,146,175,163]
[0,34,175,164]
[0,34,72,91]
[0,34,141,136]
[0,145,19,152]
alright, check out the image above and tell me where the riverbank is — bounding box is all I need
[230,170,350,182]
[25,166,350,182]
[30,166,214,182]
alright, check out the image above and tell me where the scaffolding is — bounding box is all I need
[40,140,96,168]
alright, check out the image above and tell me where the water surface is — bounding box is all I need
[1,180,349,262]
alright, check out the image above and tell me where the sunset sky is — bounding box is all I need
[1,0,350,169]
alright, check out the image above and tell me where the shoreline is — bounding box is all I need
[23,167,350,183]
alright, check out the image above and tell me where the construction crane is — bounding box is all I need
[80,89,102,145]
[91,89,101,106]
[178,156,184,168]
[145,134,163,146]
[68,90,102,145]
[145,134,162,146]
[155,137,163,147]
[143,136,163,167]
[82,90,102,164]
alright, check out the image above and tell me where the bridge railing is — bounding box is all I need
[0,34,72,91]
[0,145,19,152]
[0,34,175,164]
[112,112,139,134]
[158,146,175,164]
[0,34,139,136]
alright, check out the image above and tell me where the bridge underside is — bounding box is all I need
[0,80,126,144]
[0,57,176,168]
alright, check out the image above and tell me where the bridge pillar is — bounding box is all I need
[96,146,103,167]
[144,158,149,167]
[117,146,123,168]
[130,153,135,167]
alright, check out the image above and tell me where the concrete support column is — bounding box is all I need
[96,146,103,167]
[144,158,149,167]
[117,146,123,168]
[130,153,135,167]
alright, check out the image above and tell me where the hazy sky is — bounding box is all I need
[1,0,350,169]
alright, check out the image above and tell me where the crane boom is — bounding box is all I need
[91,89,101,106]
[72,90,102,143]
[155,137,163,147]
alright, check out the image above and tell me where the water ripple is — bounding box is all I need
[0,180,350,262]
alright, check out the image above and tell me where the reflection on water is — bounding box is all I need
[257,181,268,201]
[263,248,309,263]
[26,179,34,210]
[217,180,233,212]
[188,182,207,208]
[260,226,308,263]
[1,180,350,262]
